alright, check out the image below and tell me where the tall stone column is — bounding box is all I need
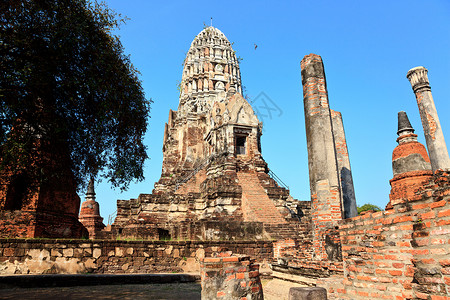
[331,110,357,218]
[301,54,343,260]
[407,67,450,171]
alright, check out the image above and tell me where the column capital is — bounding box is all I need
[407,66,431,93]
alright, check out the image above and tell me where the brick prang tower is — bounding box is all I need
[106,27,309,241]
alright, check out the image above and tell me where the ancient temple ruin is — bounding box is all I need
[1,23,450,300]
[107,27,318,241]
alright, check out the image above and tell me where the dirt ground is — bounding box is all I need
[0,283,201,300]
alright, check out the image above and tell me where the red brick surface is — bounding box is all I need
[336,171,450,299]
[237,172,286,224]
[200,252,263,300]
[273,171,450,299]
[0,138,86,239]
[393,139,430,163]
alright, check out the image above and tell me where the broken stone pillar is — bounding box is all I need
[289,287,327,300]
[301,54,343,259]
[407,67,450,171]
[331,110,357,218]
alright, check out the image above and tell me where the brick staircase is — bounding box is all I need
[237,172,286,224]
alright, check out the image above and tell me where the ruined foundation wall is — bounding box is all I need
[273,171,450,300]
[336,171,450,299]
[0,239,273,275]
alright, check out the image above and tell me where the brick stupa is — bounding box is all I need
[79,179,105,239]
[387,111,433,209]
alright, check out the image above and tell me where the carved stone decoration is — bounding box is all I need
[215,64,224,73]
[223,109,230,123]
[215,81,225,90]
[179,27,242,115]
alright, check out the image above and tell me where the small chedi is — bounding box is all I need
[387,111,433,209]
[79,179,105,239]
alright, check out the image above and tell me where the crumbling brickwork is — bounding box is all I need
[331,110,357,218]
[0,239,273,275]
[273,171,450,300]
[200,252,263,299]
[301,53,358,260]
[270,58,450,300]
[0,139,86,238]
[338,171,450,299]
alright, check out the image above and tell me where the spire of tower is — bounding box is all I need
[179,27,242,115]
[85,178,95,201]
[397,111,414,136]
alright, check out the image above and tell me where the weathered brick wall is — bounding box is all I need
[175,169,207,194]
[0,239,273,275]
[272,171,450,300]
[0,210,87,240]
[301,54,344,261]
[273,238,343,282]
[200,252,263,299]
[311,184,342,260]
[338,209,414,299]
[0,139,86,239]
[0,210,36,238]
[337,171,450,299]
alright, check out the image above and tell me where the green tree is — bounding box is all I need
[0,0,150,191]
[357,203,383,215]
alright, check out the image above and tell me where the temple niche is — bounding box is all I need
[108,27,309,241]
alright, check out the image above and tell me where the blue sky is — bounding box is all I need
[91,0,450,221]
